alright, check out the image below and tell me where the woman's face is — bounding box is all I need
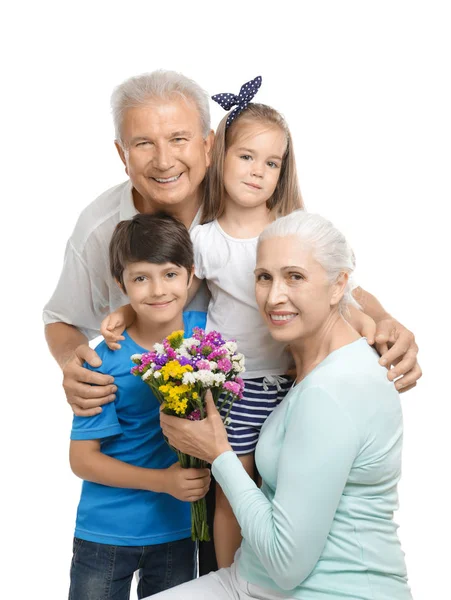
[255,235,339,345]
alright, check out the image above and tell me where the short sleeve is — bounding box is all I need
[70,361,122,441]
[43,239,108,340]
[190,225,206,280]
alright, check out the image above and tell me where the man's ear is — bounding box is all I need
[115,141,129,174]
[330,272,348,307]
[204,130,215,168]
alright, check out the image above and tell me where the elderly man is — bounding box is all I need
[44,69,420,575]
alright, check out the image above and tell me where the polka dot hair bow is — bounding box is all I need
[212,75,262,128]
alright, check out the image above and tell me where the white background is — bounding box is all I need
[1,1,449,598]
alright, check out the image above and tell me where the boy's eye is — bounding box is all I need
[134,275,147,282]
[166,272,178,279]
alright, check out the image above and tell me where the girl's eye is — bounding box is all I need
[267,161,278,168]
[240,154,252,161]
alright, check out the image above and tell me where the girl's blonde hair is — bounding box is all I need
[201,103,304,223]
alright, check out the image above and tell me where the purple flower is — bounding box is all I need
[187,409,201,421]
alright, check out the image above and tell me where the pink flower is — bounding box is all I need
[217,358,232,373]
[223,381,241,395]
[196,359,211,370]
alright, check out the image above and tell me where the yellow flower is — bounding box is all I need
[160,360,193,382]
[167,330,185,349]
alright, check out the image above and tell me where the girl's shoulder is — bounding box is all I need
[190,220,220,245]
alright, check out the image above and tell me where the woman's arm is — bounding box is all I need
[69,439,211,501]
[161,388,359,590]
[212,387,360,589]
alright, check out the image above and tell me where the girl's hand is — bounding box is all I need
[160,391,232,464]
[100,305,135,350]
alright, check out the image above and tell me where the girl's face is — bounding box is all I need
[223,122,287,211]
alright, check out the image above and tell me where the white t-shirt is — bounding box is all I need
[43,180,209,340]
[191,220,291,379]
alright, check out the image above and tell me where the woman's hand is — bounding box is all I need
[160,391,232,464]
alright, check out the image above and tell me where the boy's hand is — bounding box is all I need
[100,313,126,350]
[374,317,422,393]
[63,344,117,416]
[163,462,211,502]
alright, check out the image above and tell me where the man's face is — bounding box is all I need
[116,97,213,209]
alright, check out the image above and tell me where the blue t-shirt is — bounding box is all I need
[71,311,206,546]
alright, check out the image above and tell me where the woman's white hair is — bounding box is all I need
[258,210,360,313]
[111,69,211,144]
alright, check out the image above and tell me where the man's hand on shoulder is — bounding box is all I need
[374,317,422,393]
[63,344,117,416]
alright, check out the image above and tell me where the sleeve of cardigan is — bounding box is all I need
[212,385,361,591]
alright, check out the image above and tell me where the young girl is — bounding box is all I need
[101,76,374,569]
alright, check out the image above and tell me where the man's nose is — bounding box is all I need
[152,144,175,171]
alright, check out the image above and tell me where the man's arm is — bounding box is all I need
[45,322,117,416]
[352,286,422,392]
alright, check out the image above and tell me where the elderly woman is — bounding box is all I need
[151,211,412,600]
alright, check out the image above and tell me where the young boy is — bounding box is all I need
[68,213,210,600]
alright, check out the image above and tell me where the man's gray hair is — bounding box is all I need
[111,70,211,144]
[258,210,360,312]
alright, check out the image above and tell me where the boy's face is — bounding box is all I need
[122,261,193,327]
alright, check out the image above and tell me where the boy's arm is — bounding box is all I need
[352,286,422,392]
[45,322,116,416]
[69,439,211,502]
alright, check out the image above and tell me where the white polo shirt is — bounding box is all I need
[43,180,208,340]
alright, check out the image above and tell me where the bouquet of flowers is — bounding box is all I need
[130,327,245,541]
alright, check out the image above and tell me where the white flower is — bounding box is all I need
[183,337,200,348]
[153,371,162,379]
[195,370,216,386]
[232,352,244,363]
[142,370,153,381]
[224,417,232,426]
[182,372,197,385]
[131,353,142,362]
[177,346,192,359]
[225,341,237,353]
[213,373,226,386]
[209,361,218,371]
[153,343,165,354]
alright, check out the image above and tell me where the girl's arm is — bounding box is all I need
[69,439,210,502]
[214,453,255,568]
[100,304,136,350]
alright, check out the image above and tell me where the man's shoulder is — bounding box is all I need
[70,180,131,253]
